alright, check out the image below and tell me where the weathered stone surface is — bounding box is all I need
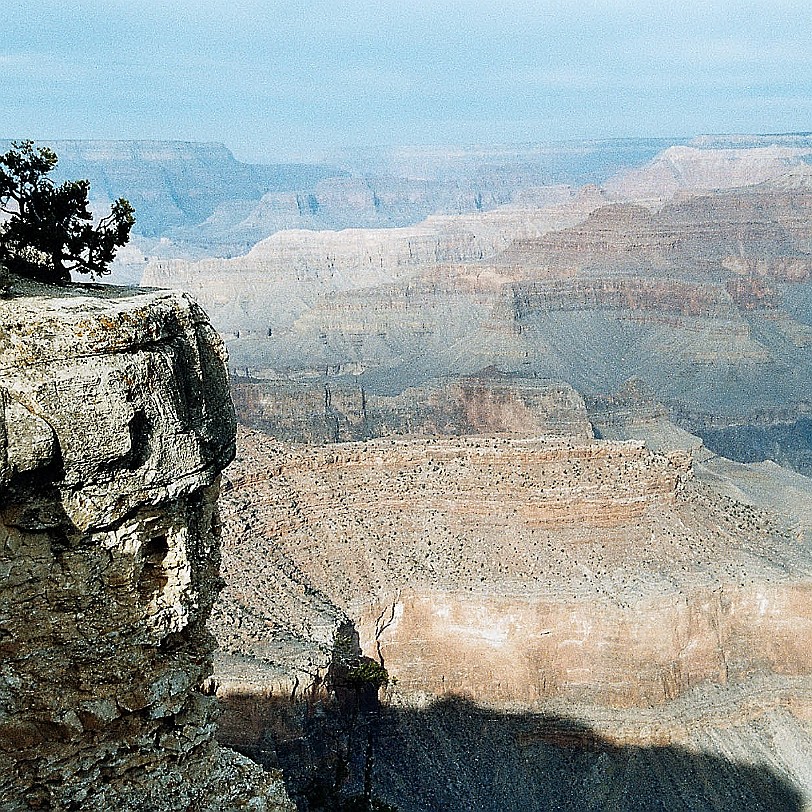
[0,279,292,811]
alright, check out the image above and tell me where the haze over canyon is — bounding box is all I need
[3,132,812,811]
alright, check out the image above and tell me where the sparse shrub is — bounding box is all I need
[344,659,390,691]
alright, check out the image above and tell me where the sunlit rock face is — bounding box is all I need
[0,281,292,811]
[215,427,812,708]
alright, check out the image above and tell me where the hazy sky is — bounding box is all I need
[2,1,811,161]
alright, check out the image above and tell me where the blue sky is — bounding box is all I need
[2,1,811,161]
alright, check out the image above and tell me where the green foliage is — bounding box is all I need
[0,140,134,284]
[345,659,390,691]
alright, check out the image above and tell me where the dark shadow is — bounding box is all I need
[218,691,806,812]
[693,417,812,476]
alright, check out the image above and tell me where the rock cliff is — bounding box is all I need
[213,424,812,810]
[230,373,593,444]
[0,280,293,811]
[215,428,812,705]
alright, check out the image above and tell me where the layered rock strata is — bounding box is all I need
[214,427,812,707]
[140,196,604,336]
[201,177,812,465]
[213,424,812,809]
[0,280,292,811]
[499,184,812,280]
[230,373,593,444]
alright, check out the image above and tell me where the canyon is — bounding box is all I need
[172,159,812,473]
[183,136,812,809]
[211,415,812,810]
[2,138,681,268]
[5,134,812,810]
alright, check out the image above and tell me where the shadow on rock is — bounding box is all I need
[374,696,805,812]
[217,690,806,812]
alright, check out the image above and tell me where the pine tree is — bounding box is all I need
[0,140,135,284]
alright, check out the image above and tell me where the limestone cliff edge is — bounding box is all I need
[0,280,293,811]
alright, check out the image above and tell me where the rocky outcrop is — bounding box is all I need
[0,280,292,811]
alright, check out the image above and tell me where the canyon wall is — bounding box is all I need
[140,197,601,336]
[0,137,685,267]
[0,281,292,811]
[215,428,812,708]
[159,169,812,451]
[130,142,812,475]
[230,373,593,444]
[213,424,812,809]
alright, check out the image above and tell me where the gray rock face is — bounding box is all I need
[230,373,594,444]
[0,280,292,811]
